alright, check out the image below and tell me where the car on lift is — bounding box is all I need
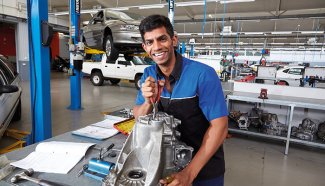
[82,9,144,62]
[0,55,22,139]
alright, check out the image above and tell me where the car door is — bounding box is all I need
[115,59,134,79]
[0,58,20,129]
[102,59,116,78]
[0,70,9,128]
[83,11,105,49]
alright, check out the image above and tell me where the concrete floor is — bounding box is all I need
[4,72,325,186]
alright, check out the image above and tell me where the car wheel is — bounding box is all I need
[91,71,104,86]
[13,98,21,121]
[110,79,121,85]
[135,75,142,90]
[104,35,119,61]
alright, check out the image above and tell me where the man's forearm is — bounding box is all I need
[183,116,228,181]
[133,102,153,119]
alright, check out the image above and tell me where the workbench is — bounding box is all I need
[0,123,128,186]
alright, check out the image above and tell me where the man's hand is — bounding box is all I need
[141,76,165,103]
[159,169,194,186]
[133,76,165,119]
[141,76,156,103]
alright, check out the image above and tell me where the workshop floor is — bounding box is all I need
[4,72,325,186]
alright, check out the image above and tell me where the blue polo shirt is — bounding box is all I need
[136,54,227,121]
[135,53,228,181]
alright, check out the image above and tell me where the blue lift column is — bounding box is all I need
[27,0,52,143]
[190,45,194,57]
[68,0,83,110]
[168,0,175,26]
[181,42,186,56]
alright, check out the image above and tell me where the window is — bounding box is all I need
[282,69,289,73]
[132,57,150,65]
[106,60,115,64]
[118,61,131,66]
[246,50,253,56]
[0,70,5,85]
[0,59,15,84]
[288,68,303,75]
[0,69,6,96]
[89,11,103,25]
[254,51,262,56]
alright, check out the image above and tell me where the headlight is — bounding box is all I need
[120,25,139,31]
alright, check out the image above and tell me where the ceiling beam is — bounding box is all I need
[174,13,325,23]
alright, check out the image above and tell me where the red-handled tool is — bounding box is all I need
[150,80,164,119]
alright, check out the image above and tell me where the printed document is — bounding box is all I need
[10,141,94,174]
[72,116,128,140]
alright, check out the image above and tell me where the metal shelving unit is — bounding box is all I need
[227,91,325,155]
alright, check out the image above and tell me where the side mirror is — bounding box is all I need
[0,85,19,94]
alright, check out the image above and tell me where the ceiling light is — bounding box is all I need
[178,33,192,36]
[176,1,205,7]
[220,0,255,4]
[138,4,165,9]
[244,32,264,35]
[301,31,324,34]
[271,31,292,35]
[198,33,214,36]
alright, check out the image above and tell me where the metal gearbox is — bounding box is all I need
[291,118,318,141]
[102,112,193,186]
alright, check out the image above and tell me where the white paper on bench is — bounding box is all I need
[10,141,94,174]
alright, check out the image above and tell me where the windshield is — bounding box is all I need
[132,56,151,65]
[105,10,144,21]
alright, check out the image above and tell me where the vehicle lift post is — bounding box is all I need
[26,0,52,143]
[168,0,175,26]
[68,0,83,110]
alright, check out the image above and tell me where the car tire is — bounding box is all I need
[91,71,104,86]
[104,35,119,61]
[13,98,21,121]
[135,75,142,90]
[109,79,121,85]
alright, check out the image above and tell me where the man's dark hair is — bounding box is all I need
[139,15,174,42]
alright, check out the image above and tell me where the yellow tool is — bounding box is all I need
[113,118,135,135]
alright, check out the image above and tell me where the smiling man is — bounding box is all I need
[133,15,228,186]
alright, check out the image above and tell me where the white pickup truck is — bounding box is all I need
[82,55,151,89]
[255,66,325,87]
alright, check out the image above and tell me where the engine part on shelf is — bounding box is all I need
[317,122,325,141]
[237,113,250,130]
[102,112,193,186]
[229,111,242,121]
[248,107,263,129]
[260,113,287,136]
[291,118,318,141]
[258,88,268,99]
